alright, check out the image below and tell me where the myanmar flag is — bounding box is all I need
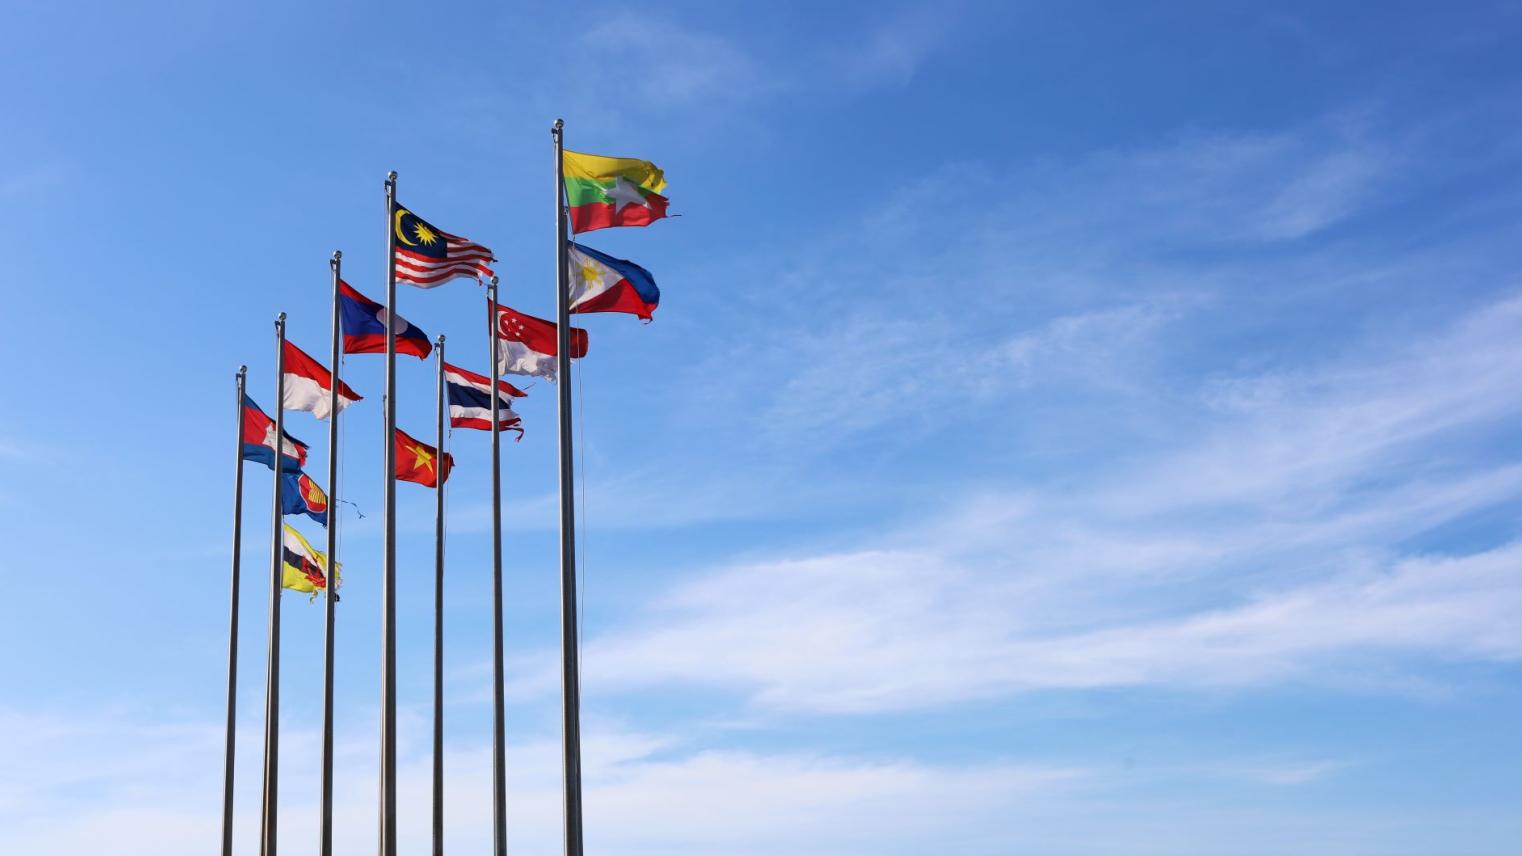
[563,150,669,233]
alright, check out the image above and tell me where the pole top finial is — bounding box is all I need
[387,170,398,181]
[276,312,287,325]
[332,249,342,262]
[436,334,445,346]
[554,118,564,132]
[238,364,247,376]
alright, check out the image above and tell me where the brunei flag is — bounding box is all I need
[563,150,669,233]
[568,243,660,321]
[395,428,453,488]
[282,524,337,596]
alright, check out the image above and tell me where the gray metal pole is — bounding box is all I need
[487,275,507,856]
[551,117,585,856]
[260,314,288,856]
[319,251,342,856]
[380,171,399,856]
[432,333,447,856]
[222,364,247,856]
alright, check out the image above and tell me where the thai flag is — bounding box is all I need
[444,362,526,435]
[338,281,432,359]
[282,340,362,420]
[241,394,308,472]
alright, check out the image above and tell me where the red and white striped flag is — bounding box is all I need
[393,202,494,288]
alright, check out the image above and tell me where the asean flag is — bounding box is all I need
[283,340,362,420]
[280,471,330,526]
[567,242,660,321]
[338,281,432,359]
[241,394,308,472]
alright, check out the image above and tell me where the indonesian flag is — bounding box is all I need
[444,362,526,436]
[282,340,362,420]
[493,305,588,382]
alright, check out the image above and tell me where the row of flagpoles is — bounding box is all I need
[220,119,671,856]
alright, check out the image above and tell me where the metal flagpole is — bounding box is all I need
[380,171,399,856]
[222,364,247,856]
[487,275,507,856]
[551,117,585,856]
[319,251,343,856]
[261,313,288,856]
[432,333,447,856]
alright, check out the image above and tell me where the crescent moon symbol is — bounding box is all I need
[394,208,419,247]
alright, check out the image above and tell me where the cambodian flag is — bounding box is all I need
[567,242,660,320]
[241,394,308,472]
[338,281,432,359]
[444,362,525,435]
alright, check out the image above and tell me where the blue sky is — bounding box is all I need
[3,1,1522,853]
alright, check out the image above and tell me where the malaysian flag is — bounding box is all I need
[392,202,495,288]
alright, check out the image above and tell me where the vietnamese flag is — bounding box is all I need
[562,149,669,233]
[395,428,452,488]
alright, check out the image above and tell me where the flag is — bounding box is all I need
[339,281,432,358]
[493,305,588,381]
[280,471,330,527]
[282,524,337,595]
[283,340,362,420]
[444,362,525,436]
[395,428,453,488]
[393,202,494,287]
[562,150,669,233]
[568,242,660,320]
[241,394,308,472]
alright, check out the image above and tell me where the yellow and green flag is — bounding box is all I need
[562,150,669,233]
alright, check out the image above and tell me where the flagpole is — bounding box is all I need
[380,171,399,856]
[432,332,447,856]
[486,274,508,856]
[551,117,586,856]
[319,250,342,856]
[222,364,247,856]
[260,313,288,856]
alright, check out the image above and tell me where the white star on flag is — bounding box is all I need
[603,176,652,213]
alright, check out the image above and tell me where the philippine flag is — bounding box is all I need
[567,242,660,321]
[494,304,588,382]
[241,394,308,472]
[338,281,433,359]
[444,362,526,435]
[282,340,362,420]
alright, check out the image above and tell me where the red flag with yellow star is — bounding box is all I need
[395,428,453,488]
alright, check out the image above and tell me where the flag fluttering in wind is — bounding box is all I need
[444,362,525,436]
[282,524,336,594]
[280,471,330,526]
[339,281,432,358]
[568,242,660,320]
[393,203,494,287]
[493,305,588,381]
[562,150,669,233]
[395,428,453,488]
[282,340,362,420]
[241,394,308,471]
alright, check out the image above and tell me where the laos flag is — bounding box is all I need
[241,395,308,472]
[339,281,433,359]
